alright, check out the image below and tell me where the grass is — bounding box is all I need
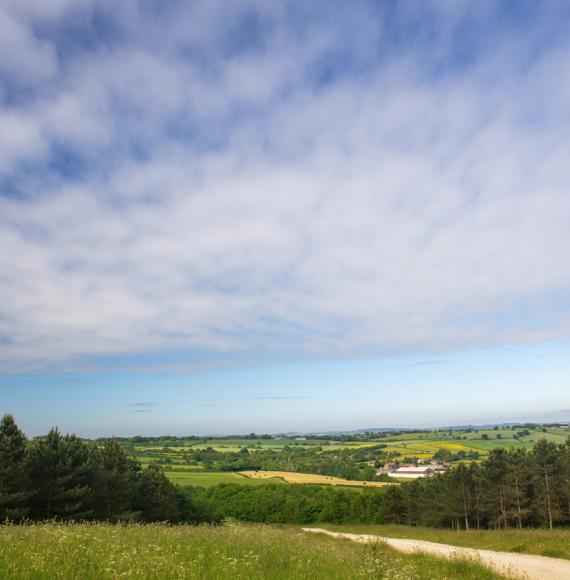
[165,471,285,487]
[240,470,391,488]
[322,523,570,560]
[0,522,505,579]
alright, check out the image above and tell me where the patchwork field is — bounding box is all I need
[373,426,570,459]
[240,470,391,487]
[124,426,570,488]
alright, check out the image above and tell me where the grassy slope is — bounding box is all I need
[0,522,504,579]
[323,524,570,560]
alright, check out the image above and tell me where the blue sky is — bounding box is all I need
[1,1,570,436]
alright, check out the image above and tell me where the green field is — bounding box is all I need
[323,524,570,560]
[0,522,503,579]
[165,471,286,487]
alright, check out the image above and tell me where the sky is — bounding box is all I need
[1,1,570,437]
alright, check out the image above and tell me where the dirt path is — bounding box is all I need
[302,528,570,580]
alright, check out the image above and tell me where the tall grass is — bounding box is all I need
[0,522,503,579]
[325,523,570,560]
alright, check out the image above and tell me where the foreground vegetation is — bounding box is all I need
[0,522,504,579]
[324,524,570,560]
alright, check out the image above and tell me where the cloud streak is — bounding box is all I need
[1,1,570,373]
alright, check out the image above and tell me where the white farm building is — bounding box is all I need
[386,463,447,479]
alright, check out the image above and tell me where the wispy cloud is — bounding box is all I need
[396,360,451,369]
[121,402,158,413]
[242,395,315,401]
[1,2,570,373]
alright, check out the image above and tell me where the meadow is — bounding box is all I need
[0,522,505,579]
[323,524,570,560]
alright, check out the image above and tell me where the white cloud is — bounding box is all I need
[1,1,570,372]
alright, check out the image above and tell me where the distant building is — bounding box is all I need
[377,462,399,475]
[383,462,448,479]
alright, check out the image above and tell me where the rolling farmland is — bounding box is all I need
[121,426,570,487]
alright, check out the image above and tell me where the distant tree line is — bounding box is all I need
[0,415,215,524]
[151,444,390,481]
[383,440,570,530]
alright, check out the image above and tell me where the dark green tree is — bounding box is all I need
[89,439,138,521]
[481,449,509,528]
[26,429,91,520]
[560,438,570,522]
[532,439,561,529]
[0,414,29,520]
[135,464,181,522]
[506,448,531,528]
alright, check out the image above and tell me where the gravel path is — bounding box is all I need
[302,527,570,580]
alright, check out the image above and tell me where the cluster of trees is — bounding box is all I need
[432,449,480,462]
[150,444,389,481]
[383,440,570,530]
[0,415,213,523]
[185,483,385,524]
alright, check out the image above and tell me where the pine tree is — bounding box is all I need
[532,439,561,529]
[0,414,29,521]
[89,439,138,521]
[481,449,509,528]
[453,462,474,530]
[26,428,91,520]
[135,463,181,522]
[382,485,404,523]
[469,462,484,530]
[506,448,531,528]
[560,438,570,522]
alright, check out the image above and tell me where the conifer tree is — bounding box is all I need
[26,428,91,520]
[135,463,181,522]
[0,414,29,521]
[481,449,509,528]
[532,439,561,529]
[506,448,531,528]
[89,439,138,521]
[560,438,570,522]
